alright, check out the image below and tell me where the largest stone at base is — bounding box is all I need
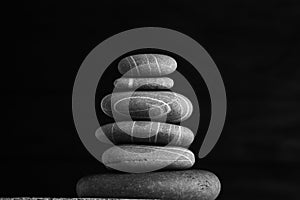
[77,170,221,200]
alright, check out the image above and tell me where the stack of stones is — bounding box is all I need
[77,54,221,200]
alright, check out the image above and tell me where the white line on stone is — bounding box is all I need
[177,126,182,145]
[131,121,136,142]
[111,123,115,143]
[154,122,160,143]
[173,92,183,121]
[130,56,140,76]
[145,54,152,75]
[137,146,194,165]
[149,121,153,142]
[152,54,161,76]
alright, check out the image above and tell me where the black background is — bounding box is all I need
[8,0,300,199]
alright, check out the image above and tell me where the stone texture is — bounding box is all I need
[118,54,177,77]
[114,77,174,89]
[101,91,193,122]
[101,145,195,172]
[95,121,194,147]
[76,170,221,200]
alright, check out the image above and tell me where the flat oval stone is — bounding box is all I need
[101,91,193,122]
[118,54,177,77]
[96,121,194,147]
[102,145,195,172]
[114,77,174,89]
[77,170,221,200]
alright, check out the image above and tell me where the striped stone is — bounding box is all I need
[95,121,194,147]
[114,77,174,89]
[118,54,177,77]
[101,145,195,172]
[101,91,193,123]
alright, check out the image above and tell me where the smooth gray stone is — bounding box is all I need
[95,121,194,147]
[101,145,195,172]
[118,54,177,77]
[76,170,221,200]
[101,91,193,123]
[114,77,174,89]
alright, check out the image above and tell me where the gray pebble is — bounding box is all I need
[114,77,174,89]
[95,121,194,147]
[118,54,177,77]
[77,170,221,200]
[101,145,195,172]
[101,91,193,122]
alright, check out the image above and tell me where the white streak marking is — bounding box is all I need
[145,54,152,75]
[131,121,136,142]
[154,122,160,143]
[111,123,115,143]
[149,121,153,142]
[130,56,140,76]
[173,92,183,122]
[178,94,191,121]
[152,54,161,76]
[177,126,182,145]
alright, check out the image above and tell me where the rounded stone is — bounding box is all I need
[114,77,174,89]
[95,121,194,147]
[101,91,193,122]
[76,170,221,200]
[118,54,177,77]
[101,145,195,172]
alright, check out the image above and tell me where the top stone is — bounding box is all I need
[118,54,177,77]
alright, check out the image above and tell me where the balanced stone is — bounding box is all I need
[118,54,177,77]
[114,77,174,89]
[77,170,221,200]
[101,91,193,122]
[101,145,195,172]
[95,121,194,147]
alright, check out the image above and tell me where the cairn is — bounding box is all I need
[77,54,220,200]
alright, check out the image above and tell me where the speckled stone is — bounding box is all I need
[76,170,221,200]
